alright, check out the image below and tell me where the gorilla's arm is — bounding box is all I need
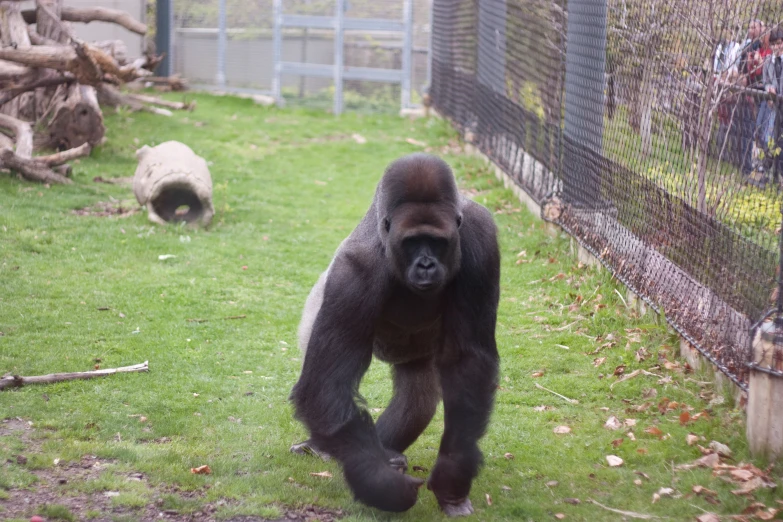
[290,254,423,512]
[428,202,500,515]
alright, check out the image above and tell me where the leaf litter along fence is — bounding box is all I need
[430,0,783,393]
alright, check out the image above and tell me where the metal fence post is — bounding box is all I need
[561,0,607,208]
[401,0,413,110]
[155,0,173,77]
[216,0,227,87]
[272,0,282,103]
[334,0,345,115]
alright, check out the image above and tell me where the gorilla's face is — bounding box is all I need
[385,204,462,295]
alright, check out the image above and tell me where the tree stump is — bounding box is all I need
[133,141,214,227]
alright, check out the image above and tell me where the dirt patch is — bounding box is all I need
[72,200,138,218]
[1,418,344,522]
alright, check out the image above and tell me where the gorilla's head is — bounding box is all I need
[377,154,463,295]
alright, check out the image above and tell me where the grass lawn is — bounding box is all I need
[0,93,780,522]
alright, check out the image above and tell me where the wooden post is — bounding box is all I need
[747,321,783,460]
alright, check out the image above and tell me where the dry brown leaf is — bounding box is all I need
[532,371,545,378]
[310,471,333,478]
[546,480,559,487]
[679,411,691,425]
[634,479,642,486]
[406,138,427,147]
[553,426,571,434]
[709,441,732,458]
[686,434,699,446]
[352,134,367,144]
[695,514,720,522]
[504,452,514,460]
[533,405,552,412]
[636,448,648,454]
[593,357,606,367]
[554,514,565,520]
[613,365,626,376]
[730,469,755,482]
[139,416,148,423]
[190,465,211,474]
[644,426,664,438]
[606,455,623,467]
[627,432,636,441]
[564,498,581,504]
[755,509,778,521]
[604,416,622,430]
[624,419,637,427]
[611,438,624,448]
[485,493,492,506]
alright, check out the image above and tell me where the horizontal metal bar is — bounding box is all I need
[343,66,403,82]
[746,362,783,378]
[280,15,404,32]
[281,14,334,29]
[280,62,404,84]
[279,62,335,78]
[343,18,405,32]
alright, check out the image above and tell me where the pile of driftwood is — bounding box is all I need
[0,0,189,184]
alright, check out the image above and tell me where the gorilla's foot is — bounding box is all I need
[289,440,332,461]
[440,498,474,517]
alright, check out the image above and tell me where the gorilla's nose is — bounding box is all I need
[417,257,435,270]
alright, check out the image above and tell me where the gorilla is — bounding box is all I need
[290,153,500,516]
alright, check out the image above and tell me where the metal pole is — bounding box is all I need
[561,0,608,209]
[155,0,172,77]
[424,2,433,94]
[272,0,282,103]
[216,0,227,87]
[334,0,345,115]
[401,0,413,110]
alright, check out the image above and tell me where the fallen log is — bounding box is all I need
[0,361,149,390]
[21,6,147,35]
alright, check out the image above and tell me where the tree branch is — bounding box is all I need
[22,7,147,35]
[0,361,148,390]
[0,148,71,184]
[34,141,91,166]
[0,72,74,106]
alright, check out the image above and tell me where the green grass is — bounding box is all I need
[0,93,779,521]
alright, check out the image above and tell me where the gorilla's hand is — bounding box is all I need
[427,453,476,517]
[344,459,424,512]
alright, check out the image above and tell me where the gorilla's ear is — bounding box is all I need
[456,213,463,229]
[383,217,391,233]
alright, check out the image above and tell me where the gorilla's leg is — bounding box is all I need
[375,358,441,458]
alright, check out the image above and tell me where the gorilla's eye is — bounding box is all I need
[384,218,391,232]
[456,214,463,228]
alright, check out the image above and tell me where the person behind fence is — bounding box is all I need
[759,28,783,186]
[736,20,766,184]
[713,29,742,161]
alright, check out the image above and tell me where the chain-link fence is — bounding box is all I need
[171,0,431,112]
[431,0,783,391]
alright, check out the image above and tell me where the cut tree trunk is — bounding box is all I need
[35,0,104,149]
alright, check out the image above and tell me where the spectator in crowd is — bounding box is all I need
[736,20,765,184]
[714,28,743,160]
[759,27,783,186]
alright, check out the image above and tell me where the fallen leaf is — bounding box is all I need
[709,441,732,458]
[644,426,664,438]
[613,365,626,376]
[611,438,624,448]
[634,479,642,486]
[190,465,211,474]
[593,357,606,367]
[138,416,147,423]
[731,469,755,482]
[532,370,545,378]
[624,419,637,427]
[637,448,648,454]
[651,493,660,503]
[606,455,623,467]
[533,405,552,412]
[351,133,367,144]
[553,426,571,434]
[604,416,622,430]
[546,480,559,487]
[679,411,690,425]
[310,471,333,478]
[504,453,514,460]
[564,498,580,504]
[627,432,636,441]
[555,514,565,520]
[686,434,699,446]
[695,514,720,522]
[406,138,427,147]
[485,493,492,506]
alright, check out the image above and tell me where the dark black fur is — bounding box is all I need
[290,154,500,513]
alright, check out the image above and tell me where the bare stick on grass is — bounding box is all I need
[0,361,148,391]
[534,382,579,404]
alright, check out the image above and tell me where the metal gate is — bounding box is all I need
[271,0,414,115]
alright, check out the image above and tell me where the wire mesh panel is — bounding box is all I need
[431,0,783,388]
